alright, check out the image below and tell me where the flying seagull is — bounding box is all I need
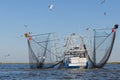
[104,12,106,16]
[101,0,106,4]
[49,4,53,11]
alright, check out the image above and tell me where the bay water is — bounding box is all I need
[0,64,119,80]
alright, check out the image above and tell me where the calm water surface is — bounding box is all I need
[0,64,120,80]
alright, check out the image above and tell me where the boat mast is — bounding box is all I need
[93,29,96,65]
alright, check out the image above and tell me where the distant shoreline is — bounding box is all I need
[107,62,120,64]
[0,62,120,64]
[0,62,29,64]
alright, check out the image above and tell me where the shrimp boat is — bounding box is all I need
[24,24,118,69]
[63,33,88,68]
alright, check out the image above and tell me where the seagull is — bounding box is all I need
[24,24,28,28]
[104,12,106,16]
[101,0,106,4]
[49,4,53,11]
[5,54,10,57]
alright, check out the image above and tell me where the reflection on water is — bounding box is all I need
[0,64,120,80]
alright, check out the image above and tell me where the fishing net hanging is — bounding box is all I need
[86,25,118,68]
[26,33,64,69]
